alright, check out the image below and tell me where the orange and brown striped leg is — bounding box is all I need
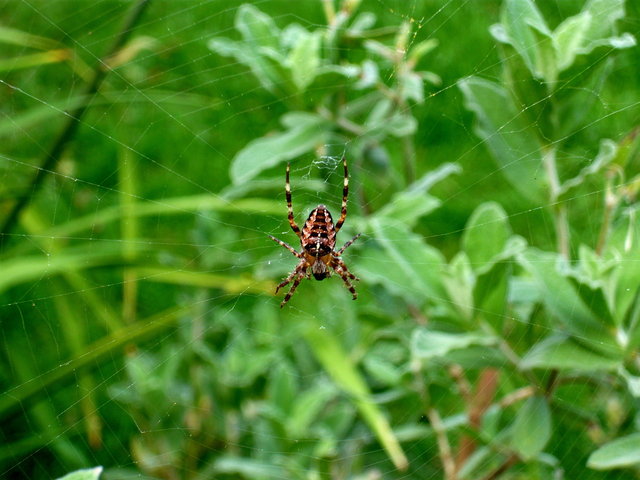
[331,259,358,299]
[285,163,302,238]
[275,259,307,293]
[333,257,360,281]
[280,267,307,307]
[334,156,349,233]
[336,233,361,256]
[268,234,303,258]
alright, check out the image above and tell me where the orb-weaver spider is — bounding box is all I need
[268,157,361,307]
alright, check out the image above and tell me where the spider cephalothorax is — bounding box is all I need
[268,157,361,307]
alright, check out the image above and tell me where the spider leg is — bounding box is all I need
[268,234,303,258]
[285,163,302,238]
[330,258,359,300]
[334,156,349,233]
[275,259,307,294]
[336,233,362,256]
[280,267,308,308]
[332,257,360,281]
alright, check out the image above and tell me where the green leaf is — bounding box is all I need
[268,362,298,417]
[235,4,279,51]
[56,467,103,480]
[358,219,447,306]
[581,0,634,51]
[442,252,475,320]
[554,12,591,71]
[510,396,551,460]
[462,202,511,274]
[286,381,336,437]
[558,139,618,201]
[457,77,546,204]
[411,328,496,361]
[587,433,640,470]
[208,5,283,94]
[211,456,286,478]
[500,0,555,81]
[287,30,321,91]
[230,112,331,184]
[377,163,460,228]
[208,37,281,94]
[518,248,620,357]
[304,324,408,471]
[521,334,621,371]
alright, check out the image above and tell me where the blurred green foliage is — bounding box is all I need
[2,1,640,479]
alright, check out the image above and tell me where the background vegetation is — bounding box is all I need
[2,0,640,479]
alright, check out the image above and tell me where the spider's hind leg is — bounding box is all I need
[280,268,307,307]
[331,257,359,300]
[275,259,307,294]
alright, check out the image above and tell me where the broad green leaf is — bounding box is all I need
[554,12,591,71]
[56,467,103,480]
[377,163,460,228]
[518,248,620,357]
[358,219,447,306]
[558,139,617,201]
[587,433,640,470]
[287,30,321,91]
[208,5,283,94]
[208,37,280,94]
[581,0,631,50]
[400,71,425,104]
[510,396,551,460]
[462,202,510,274]
[521,334,620,371]
[387,113,417,137]
[304,324,408,471]
[230,112,331,184]
[408,38,438,65]
[363,355,403,386]
[500,0,553,80]
[411,328,496,361]
[458,77,546,204]
[235,4,279,51]
[442,252,475,320]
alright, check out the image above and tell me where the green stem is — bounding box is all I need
[542,146,570,258]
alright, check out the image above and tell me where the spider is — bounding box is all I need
[269,157,362,307]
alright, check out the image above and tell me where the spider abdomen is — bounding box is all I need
[301,204,336,257]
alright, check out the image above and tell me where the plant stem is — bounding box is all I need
[542,145,570,258]
[428,407,457,480]
[596,176,617,255]
[0,0,152,238]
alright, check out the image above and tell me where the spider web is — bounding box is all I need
[1,0,639,479]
